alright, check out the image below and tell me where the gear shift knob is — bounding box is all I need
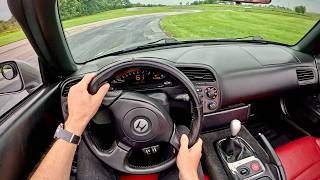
[230,119,241,137]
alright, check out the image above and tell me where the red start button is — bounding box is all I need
[250,162,261,171]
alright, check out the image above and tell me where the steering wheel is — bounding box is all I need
[84,58,203,174]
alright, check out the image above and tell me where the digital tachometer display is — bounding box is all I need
[109,67,174,89]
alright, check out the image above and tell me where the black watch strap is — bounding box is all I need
[54,123,81,145]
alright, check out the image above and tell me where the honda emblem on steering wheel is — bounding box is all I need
[133,118,149,134]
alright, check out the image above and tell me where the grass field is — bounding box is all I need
[1,5,319,46]
[161,5,319,45]
[0,31,26,46]
[0,7,176,46]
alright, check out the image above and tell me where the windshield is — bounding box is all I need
[58,0,320,63]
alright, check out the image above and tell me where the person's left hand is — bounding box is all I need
[65,73,109,136]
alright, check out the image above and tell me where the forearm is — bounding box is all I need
[31,139,77,180]
[179,170,199,180]
[30,75,108,180]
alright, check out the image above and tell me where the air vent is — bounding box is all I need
[296,68,315,83]
[178,67,216,82]
[62,79,81,97]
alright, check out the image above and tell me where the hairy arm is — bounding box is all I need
[31,74,109,180]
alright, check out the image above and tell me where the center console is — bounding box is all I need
[201,120,286,180]
[215,120,276,180]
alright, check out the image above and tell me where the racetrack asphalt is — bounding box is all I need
[0,12,179,65]
[67,14,169,63]
[0,12,181,116]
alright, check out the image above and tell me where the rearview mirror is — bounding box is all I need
[0,61,24,94]
[234,0,271,4]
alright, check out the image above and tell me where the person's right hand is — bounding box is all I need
[65,73,109,136]
[177,134,203,180]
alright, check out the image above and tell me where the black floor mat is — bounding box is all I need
[243,99,305,149]
[245,117,291,148]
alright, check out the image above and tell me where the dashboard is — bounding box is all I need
[61,43,318,129]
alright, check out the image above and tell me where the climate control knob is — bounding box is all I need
[206,87,218,99]
[207,100,217,110]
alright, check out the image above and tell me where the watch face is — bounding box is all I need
[54,123,63,138]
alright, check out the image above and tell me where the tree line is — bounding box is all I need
[190,0,222,5]
[0,17,20,34]
[58,0,132,20]
[58,0,165,20]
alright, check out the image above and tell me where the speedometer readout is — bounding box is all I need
[109,67,173,89]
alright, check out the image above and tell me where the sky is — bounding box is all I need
[1,0,320,20]
[0,0,11,21]
[131,0,320,11]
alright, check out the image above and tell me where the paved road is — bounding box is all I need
[67,14,170,63]
[0,12,177,65]
[0,11,190,66]
[0,12,181,116]
[0,40,39,67]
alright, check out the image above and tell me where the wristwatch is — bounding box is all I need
[54,123,82,145]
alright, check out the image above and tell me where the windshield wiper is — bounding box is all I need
[90,35,282,62]
[183,35,268,43]
[90,37,179,59]
[176,35,286,45]
[145,37,178,45]
[115,37,180,52]
[89,37,181,61]
[231,35,265,41]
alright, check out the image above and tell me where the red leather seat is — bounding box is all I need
[120,174,210,180]
[120,174,159,180]
[275,136,320,180]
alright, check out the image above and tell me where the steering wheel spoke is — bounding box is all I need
[169,126,181,150]
[169,125,192,150]
[102,90,123,106]
[93,141,132,172]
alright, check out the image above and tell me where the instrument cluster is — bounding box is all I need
[109,67,176,90]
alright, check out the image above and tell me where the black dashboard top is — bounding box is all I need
[68,43,318,109]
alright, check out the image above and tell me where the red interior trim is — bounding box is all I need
[120,174,211,180]
[275,136,320,180]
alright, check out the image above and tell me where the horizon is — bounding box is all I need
[1,0,320,20]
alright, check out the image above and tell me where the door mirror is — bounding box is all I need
[234,0,271,4]
[0,61,24,94]
[1,64,18,80]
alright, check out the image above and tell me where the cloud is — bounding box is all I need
[0,0,12,21]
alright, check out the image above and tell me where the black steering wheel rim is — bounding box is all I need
[84,58,203,174]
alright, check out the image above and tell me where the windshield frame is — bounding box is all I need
[56,2,320,64]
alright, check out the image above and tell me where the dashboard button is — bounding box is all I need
[207,101,217,110]
[206,87,218,99]
[250,162,261,172]
[238,167,250,176]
